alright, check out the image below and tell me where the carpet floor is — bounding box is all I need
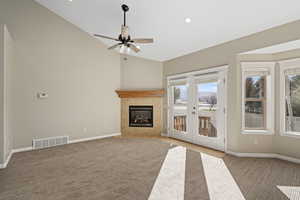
[0,137,299,200]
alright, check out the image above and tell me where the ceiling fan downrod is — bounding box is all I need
[122,4,129,26]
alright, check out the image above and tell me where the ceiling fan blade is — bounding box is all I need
[129,44,140,53]
[131,38,154,43]
[94,34,119,41]
[108,43,121,50]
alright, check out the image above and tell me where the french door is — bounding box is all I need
[167,67,227,151]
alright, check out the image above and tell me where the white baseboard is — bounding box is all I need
[12,146,33,154]
[0,151,13,169]
[0,133,121,169]
[227,151,300,164]
[69,133,121,144]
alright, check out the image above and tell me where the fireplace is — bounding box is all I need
[129,106,153,127]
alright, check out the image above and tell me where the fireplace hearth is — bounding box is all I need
[129,106,153,127]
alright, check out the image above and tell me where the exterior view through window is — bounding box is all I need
[173,85,188,132]
[198,81,218,137]
[285,74,300,132]
[174,116,187,132]
[173,85,187,105]
[245,76,266,129]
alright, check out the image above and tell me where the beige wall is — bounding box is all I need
[0,0,121,149]
[121,55,163,90]
[163,20,300,158]
[2,25,14,164]
[0,24,4,163]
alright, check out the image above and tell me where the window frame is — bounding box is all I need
[168,78,189,134]
[279,58,300,138]
[241,62,275,135]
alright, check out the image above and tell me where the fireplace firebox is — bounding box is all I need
[129,106,153,127]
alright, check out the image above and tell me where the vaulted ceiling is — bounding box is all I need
[35,0,300,61]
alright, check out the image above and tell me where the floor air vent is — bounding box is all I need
[33,136,69,149]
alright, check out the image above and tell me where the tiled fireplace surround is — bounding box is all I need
[116,90,164,137]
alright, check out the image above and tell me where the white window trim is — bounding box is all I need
[241,62,275,135]
[279,58,300,138]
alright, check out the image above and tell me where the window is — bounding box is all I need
[173,85,188,105]
[241,62,275,134]
[197,80,218,137]
[244,76,266,129]
[168,79,188,134]
[279,59,300,137]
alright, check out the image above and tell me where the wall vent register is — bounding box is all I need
[33,136,69,149]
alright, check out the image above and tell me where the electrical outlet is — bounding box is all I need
[83,128,87,133]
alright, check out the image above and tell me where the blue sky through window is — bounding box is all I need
[250,76,261,84]
[198,82,218,93]
[176,82,218,101]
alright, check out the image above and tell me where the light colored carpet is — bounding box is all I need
[0,137,299,200]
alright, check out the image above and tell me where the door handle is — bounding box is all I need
[192,111,196,114]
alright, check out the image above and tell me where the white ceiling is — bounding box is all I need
[240,39,300,54]
[35,0,300,61]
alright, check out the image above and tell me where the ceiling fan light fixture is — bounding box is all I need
[119,45,126,54]
[126,47,131,54]
[94,4,154,54]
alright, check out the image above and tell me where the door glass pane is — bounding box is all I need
[245,76,265,98]
[285,74,300,132]
[198,81,218,137]
[174,115,187,132]
[173,85,188,105]
[245,101,264,129]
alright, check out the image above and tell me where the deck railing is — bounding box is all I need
[199,116,217,137]
[173,115,217,137]
[174,116,187,132]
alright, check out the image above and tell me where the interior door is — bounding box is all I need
[168,68,227,151]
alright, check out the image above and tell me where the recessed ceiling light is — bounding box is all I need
[68,0,73,2]
[185,18,191,23]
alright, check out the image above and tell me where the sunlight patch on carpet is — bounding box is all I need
[201,153,246,200]
[148,146,186,200]
[277,186,300,200]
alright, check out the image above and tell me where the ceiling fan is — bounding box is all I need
[94,4,154,53]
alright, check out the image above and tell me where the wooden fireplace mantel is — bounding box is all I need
[116,89,165,98]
